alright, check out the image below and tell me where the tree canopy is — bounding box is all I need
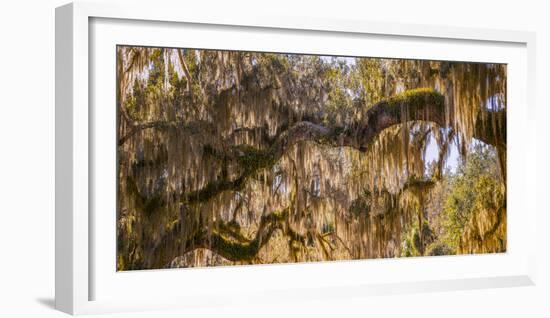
[116,46,507,270]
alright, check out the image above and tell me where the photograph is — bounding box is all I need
[116,46,507,271]
[3,0,549,317]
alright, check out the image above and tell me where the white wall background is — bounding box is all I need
[0,0,547,317]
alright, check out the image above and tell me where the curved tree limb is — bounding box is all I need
[180,90,504,206]
[120,88,505,150]
[146,177,438,268]
[352,88,505,150]
[146,207,291,268]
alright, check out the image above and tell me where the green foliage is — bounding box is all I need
[400,143,504,257]
[425,242,453,256]
[321,222,335,234]
[235,145,276,172]
[322,59,358,126]
[257,53,290,72]
[441,144,502,251]
[357,58,385,106]
[400,220,435,257]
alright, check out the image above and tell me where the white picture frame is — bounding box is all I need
[55,1,537,315]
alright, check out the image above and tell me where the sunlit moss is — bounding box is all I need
[385,88,444,111]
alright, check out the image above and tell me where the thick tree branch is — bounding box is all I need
[147,208,291,268]
[353,88,505,150]
[147,177,437,268]
[180,89,505,208]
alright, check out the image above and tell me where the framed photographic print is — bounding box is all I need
[56,1,537,315]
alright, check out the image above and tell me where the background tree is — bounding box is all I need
[441,144,506,254]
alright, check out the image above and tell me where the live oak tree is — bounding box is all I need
[116,47,507,270]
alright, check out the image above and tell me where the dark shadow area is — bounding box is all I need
[36,297,55,310]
